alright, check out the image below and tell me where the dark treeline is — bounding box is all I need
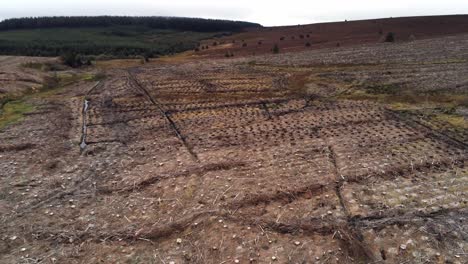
[0,16,261,32]
[0,41,194,58]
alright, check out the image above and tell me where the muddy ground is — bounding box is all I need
[0,34,467,264]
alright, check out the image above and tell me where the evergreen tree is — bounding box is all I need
[272,44,279,54]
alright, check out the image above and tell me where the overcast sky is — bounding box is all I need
[1,0,468,26]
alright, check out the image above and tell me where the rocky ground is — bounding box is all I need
[0,34,467,264]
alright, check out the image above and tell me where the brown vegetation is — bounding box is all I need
[193,15,468,58]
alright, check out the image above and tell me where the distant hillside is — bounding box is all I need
[193,15,468,58]
[0,16,261,58]
[0,16,261,32]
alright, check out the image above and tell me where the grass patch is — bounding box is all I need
[41,72,104,90]
[21,61,66,72]
[340,87,468,108]
[340,83,468,144]
[363,83,401,95]
[0,100,35,130]
[82,72,106,82]
[0,71,98,130]
[435,114,468,129]
[288,72,312,96]
[21,62,44,70]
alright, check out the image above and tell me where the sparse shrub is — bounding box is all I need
[299,34,304,39]
[280,36,285,41]
[213,42,218,46]
[378,28,383,35]
[47,177,63,189]
[22,62,43,70]
[95,54,107,61]
[60,52,82,68]
[78,54,92,66]
[305,42,311,47]
[258,41,262,45]
[103,96,114,108]
[194,48,200,52]
[460,97,468,107]
[272,44,279,54]
[385,32,395,42]
[137,55,146,64]
[40,64,52,71]
[242,43,247,47]
[42,74,60,89]
[60,53,90,67]
[23,62,65,72]
[143,51,153,62]
[88,72,106,81]
[291,36,295,40]
[336,42,341,47]
[408,34,416,41]
[306,34,310,38]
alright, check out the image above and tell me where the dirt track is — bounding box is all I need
[0,34,467,264]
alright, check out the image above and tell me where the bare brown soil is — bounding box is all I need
[0,31,467,263]
[0,57,56,97]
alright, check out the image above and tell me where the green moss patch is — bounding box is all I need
[0,100,35,130]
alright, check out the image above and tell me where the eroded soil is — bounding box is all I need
[0,35,467,264]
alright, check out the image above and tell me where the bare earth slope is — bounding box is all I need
[0,56,56,97]
[0,34,467,263]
